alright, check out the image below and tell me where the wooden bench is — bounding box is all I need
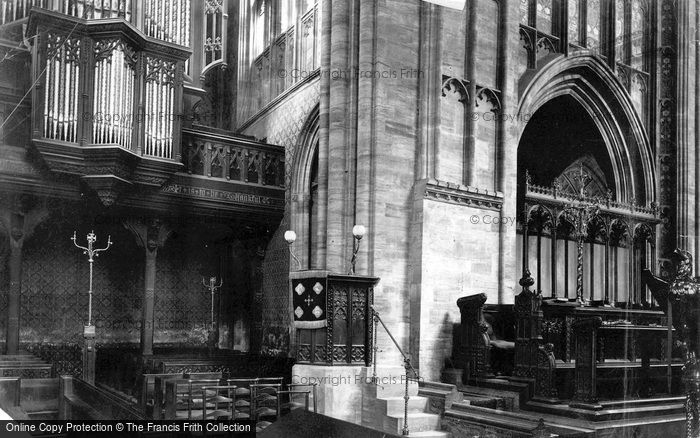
[58,376,145,420]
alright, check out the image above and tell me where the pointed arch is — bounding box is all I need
[518,53,655,206]
[289,104,320,268]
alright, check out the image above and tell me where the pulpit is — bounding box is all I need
[289,270,379,424]
[290,270,379,366]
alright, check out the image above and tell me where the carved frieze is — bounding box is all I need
[423,179,504,211]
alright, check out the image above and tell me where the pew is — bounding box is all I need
[58,376,145,420]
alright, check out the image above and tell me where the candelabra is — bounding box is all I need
[349,225,366,274]
[71,230,111,384]
[71,231,112,327]
[202,276,223,328]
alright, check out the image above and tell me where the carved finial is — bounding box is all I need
[519,269,535,292]
[552,178,561,199]
[525,169,532,186]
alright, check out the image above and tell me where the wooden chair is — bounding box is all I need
[284,383,317,413]
[227,378,256,419]
[200,385,236,420]
[279,389,311,414]
[174,379,220,420]
[251,383,282,431]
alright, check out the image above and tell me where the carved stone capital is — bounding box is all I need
[0,194,50,248]
[123,218,173,253]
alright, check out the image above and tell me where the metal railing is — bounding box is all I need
[371,306,419,436]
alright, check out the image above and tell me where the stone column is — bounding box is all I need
[0,195,49,355]
[124,219,171,357]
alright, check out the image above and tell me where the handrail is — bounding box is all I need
[371,305,419,436]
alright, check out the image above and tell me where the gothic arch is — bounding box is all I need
[517,53,656,206]
[289,104,320,268]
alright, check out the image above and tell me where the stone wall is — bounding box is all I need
[409,181,504,380]
[239,78,321,356]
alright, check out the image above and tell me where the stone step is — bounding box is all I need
[27,410,59,421]
[447,402,560,436]
[383,412,441,435]
[379,395,429,416]
[405,431,451,438]
[526,399,685,422]
[461,393,505,410]
[366,379,420,398]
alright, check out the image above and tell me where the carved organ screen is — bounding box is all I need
[144,57,176,159]
[1,0,131,23]
[30,1,191,162]
[144,0,191,47]
[93,40,136,149]
[43,34,81,143]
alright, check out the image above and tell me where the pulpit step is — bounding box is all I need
[365,380,419,398]
[402,432,451,438]
[379,395,429,416]
[382,412,441,434]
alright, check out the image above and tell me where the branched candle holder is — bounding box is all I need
[71,231,112,327]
